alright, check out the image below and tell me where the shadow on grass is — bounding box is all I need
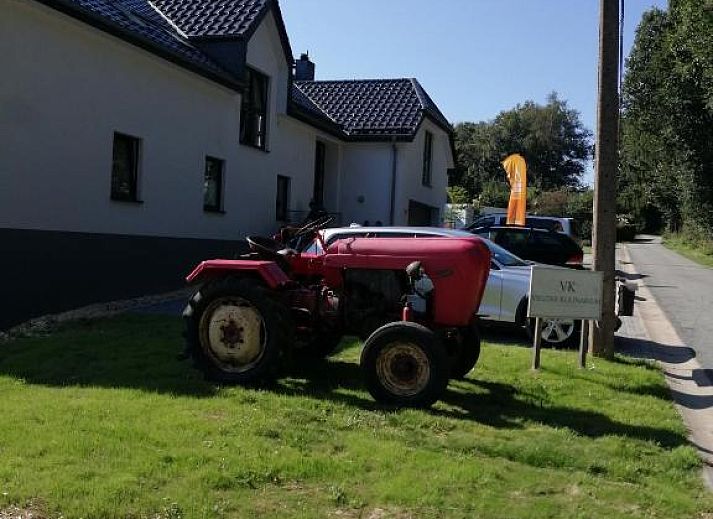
[0,316,688,448]
[279,359,688,449]
[480,327,531,348]
[0,317,217,397]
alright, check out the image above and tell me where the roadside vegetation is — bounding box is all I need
[1,315,711,518]
[447,93,595,242]
[618,1,713,242]
[664,232,713,268]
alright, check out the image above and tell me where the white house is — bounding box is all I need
[0,0,455,328]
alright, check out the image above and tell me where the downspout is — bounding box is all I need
[389,139,398,225]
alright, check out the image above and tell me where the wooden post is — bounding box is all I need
[590,0,620,358]
[532,317,543,370]
[578,320,590,369]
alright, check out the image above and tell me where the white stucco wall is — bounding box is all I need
[245,15,345,223]
[337,121,451,226]
[0,0,325,240]
[0,0,450,240]
[339,144,394,225]
[393,120,451,225]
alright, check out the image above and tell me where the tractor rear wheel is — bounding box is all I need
[360,322,449,408]
[446,324,481,380]
[184,277,290,384]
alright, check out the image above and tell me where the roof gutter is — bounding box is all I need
[389,138,398,226]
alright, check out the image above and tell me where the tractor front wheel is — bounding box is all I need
[361,322,449,408]
[185,277,290,384]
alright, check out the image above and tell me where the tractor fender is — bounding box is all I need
[186,259,290,289]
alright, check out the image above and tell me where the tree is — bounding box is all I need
[446,186,470,204]
[619,2,713,235]
[453,93,593,198]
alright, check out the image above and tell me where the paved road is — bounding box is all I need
[625,235,713,370]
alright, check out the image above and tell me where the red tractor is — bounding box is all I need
[183,219,491,407]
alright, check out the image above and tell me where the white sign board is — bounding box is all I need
[528,266,603,321]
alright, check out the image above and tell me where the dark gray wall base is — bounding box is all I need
[0,228,249,330]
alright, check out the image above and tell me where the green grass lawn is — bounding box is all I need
[1,315,711,518]
[664,234,713,268]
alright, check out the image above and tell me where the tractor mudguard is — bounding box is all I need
[186,259,290,288]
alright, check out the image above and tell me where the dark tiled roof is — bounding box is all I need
[43,0,233,80]
[38,0,451,142]
[150,0,268,38]
[293,79,452,139]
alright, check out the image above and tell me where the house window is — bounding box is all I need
[422,131,433,186]
[240,68,269,149]
[203,156,224,212]
[276,175,290,221]
[111,132,141,202]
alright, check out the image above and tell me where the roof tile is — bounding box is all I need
[151,0,268,38]
[56,0,228,74]
[293,79,452,138]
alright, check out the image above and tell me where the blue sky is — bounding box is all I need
[281,0,668,183]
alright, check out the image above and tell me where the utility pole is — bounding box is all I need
[590,0,620,358]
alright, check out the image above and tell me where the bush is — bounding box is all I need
[530,188,594,242]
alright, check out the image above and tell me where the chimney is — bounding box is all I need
[294,52,315,81]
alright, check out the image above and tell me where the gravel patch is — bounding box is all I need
[0,288,193,343]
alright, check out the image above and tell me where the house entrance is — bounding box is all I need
[408,200,439,226]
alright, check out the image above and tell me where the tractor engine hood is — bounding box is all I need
[324,237,491,327]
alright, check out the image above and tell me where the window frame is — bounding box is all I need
[276,175,291,222]
[110,132,142,203]
[240,67,270,151]
[421,130,433,187]
[203,156,225,213]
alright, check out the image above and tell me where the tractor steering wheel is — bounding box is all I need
[246,235,286,260]
[293,214,335,239]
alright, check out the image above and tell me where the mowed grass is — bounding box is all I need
[0,315,711,518]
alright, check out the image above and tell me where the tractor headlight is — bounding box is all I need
[414,273,434,297]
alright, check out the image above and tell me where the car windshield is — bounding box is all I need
[483,239,529,267]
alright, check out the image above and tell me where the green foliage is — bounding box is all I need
[664,230,713,267]
[446,185,470,204]
[530,188,594,241]
[453,93,592,198]
[0,315,711,518]
[476,179,511,209]
[620,2,713,236]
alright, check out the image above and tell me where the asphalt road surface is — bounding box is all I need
[625,235,713,371]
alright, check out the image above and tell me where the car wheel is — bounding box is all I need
[528,318,580,348]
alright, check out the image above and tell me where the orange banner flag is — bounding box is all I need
[502,154,527,226]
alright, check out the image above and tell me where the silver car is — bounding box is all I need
[301,226,578,347]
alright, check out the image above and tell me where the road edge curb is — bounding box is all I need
[620,242,713,490]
